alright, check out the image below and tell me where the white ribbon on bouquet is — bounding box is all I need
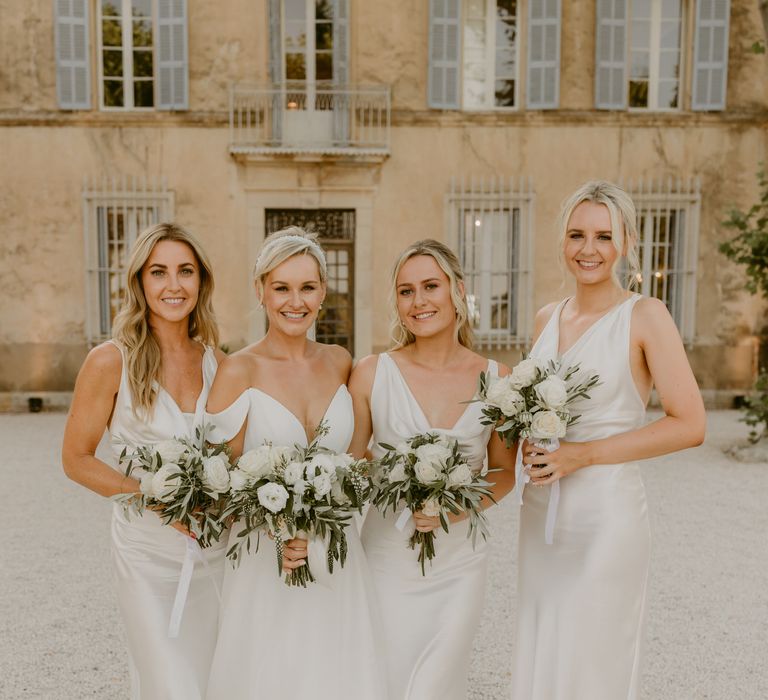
[168,536,222,638]
[514,438,561,546]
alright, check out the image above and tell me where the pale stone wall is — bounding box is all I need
[0,0,766,403]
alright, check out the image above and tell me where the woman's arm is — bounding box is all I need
[526,298,706,483]
[347,354,378,459]
[61,343,141,497]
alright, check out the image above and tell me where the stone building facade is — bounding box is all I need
[1,0,766,408]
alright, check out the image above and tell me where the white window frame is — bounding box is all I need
[462,0,521,111]
[83,176,174,343]
[628,0,687,112]
[447,176,534,348]
[626,177,700,344]
[97,0,156,111]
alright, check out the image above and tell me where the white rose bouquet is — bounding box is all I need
[222,422,370,588]
[371,433,496,576]
[113,426,233,548]
[475,358,599,544]
[476,358,599,449]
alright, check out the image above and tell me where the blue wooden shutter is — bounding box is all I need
[526,0,561,109]
[54,0,91,109]
[428,0,461,109]
[691,0,730,111]
[594,0,627,109]
[156,0,188,110]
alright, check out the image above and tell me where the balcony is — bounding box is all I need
[229,83,390,159]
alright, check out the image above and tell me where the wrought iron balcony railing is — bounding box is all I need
[229,83,391,157]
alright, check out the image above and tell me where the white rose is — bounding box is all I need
[256,482,290,513]
[395,441,412,456]
[535,376,568,410]
[229,469,249,491]
[387,462,407,483]
[283,461,305,486]
[332,453,355,470]
[202,454,230,495]
[238,445,277,480]
[312,473,333,498]
[484,375,524,416]
[509,358,541,389]
[414,442,452,467]
[447,462,474,488]
[421,498,441,517]
[306,454,337,479]
[530,410,567,441]
[414,460,441,484]
[292,479,308,496]
[155,439,187,464]
[150,463,183,502]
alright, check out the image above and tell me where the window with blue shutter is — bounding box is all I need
[691,0,730,111]
[428,0,462,109]
[526,0,561,109]
[55,0,91,109]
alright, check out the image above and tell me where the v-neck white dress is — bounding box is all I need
[511,296,650,700]
[360,353,498,700]
[204,385,387,700]
[107,342,226,700]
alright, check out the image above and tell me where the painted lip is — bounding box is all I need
[412,311,437,320]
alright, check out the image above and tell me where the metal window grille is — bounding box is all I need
[447,176,535,349]
[265,209,355,354]
[623,176,701,343]
[83,175,173,344]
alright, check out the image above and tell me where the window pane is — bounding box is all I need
[102,19,123,46]
[495,48,515,77]
[629,80,649,107]
[630,51,650,79]
[316,52,333,81]
[101,1,121,17]
[284,0,304,21]
[104,79,124,106]
[631,19,650,49]
[661,0,681,19]
[316,0,333,21]
[494,79,515,106]
[132,19,152,47]
[284,20,307,51]
[657,79,678,108]
[631,0,652,19]
[103,49,124,77]
[286,53,307,80]
[659,50,680,79]
[316,22,333,51]
[496,18,516,49]
[134,79,154,107]
[133,49,153,77]
[496,0,517,21]
[131,0,151,17]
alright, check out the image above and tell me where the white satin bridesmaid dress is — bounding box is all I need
[360,352,498,700]
[107,342,226,700]
[204,385,387,700]
[511,295,651,700]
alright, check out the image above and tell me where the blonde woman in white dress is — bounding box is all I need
[512,181,706,699]
[204,228,386,700]
[348,239,516,700]
[62,223,227,699]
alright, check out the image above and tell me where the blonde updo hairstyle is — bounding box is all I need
[112,222,219,416]
[390,239,474,350]
[253,227,328,302]
[557,180,640,288]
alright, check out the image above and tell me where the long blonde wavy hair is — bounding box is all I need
[389,239,474,350]
[112,222,219,416]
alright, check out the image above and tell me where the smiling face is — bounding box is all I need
[395,254,460,341]
[260,253,326,338]
[140,239,200,326]
[563,201,621,286]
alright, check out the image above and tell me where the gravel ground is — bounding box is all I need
[1,411,767,699]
